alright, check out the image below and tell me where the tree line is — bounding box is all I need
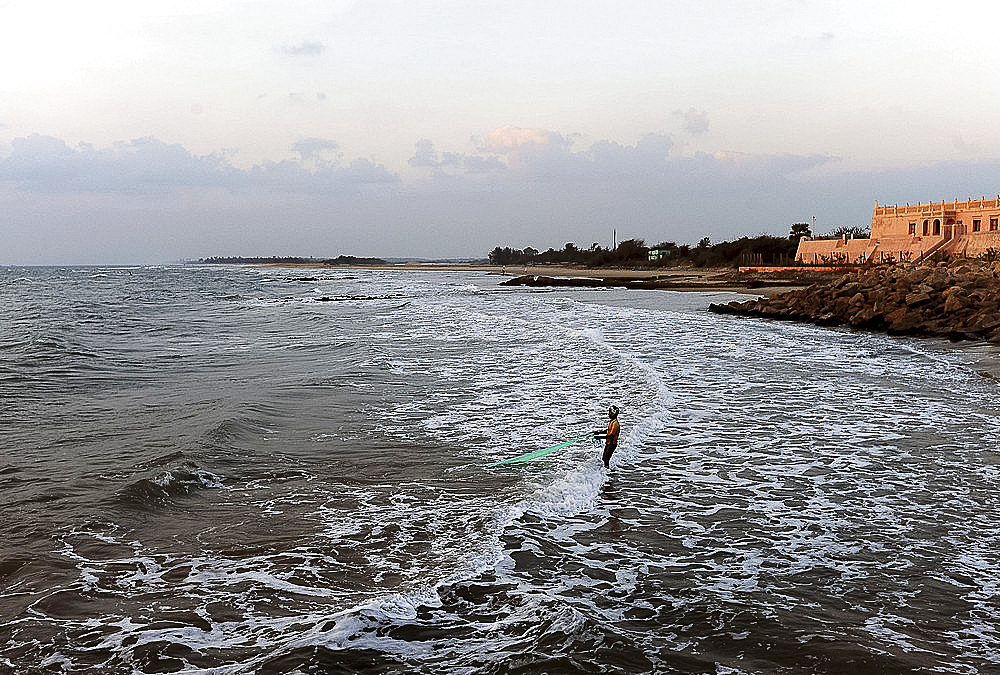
[488,223,870,268]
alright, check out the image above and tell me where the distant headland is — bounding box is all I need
[196,255,389,266]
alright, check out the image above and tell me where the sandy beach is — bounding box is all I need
[393,262,722,280]
[262,260,680,277]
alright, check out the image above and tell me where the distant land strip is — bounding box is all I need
[197,256,388,266]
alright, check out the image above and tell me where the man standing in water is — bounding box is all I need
[594,405,621,469]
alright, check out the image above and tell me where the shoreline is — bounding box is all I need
[260,261,822,296]
[260,259,1000,378]
[261,260,694,277]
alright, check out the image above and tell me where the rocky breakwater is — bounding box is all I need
[709,261,1000,342]
[500,269,829,292]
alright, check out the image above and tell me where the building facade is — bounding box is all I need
[795,197,1000,265]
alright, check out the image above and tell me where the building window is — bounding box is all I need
[973,219,982,232]
[923,220,929,236]
[933,219,941,236]
[991,217,998,231]
[908,222,916,235]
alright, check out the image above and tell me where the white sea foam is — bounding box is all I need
[521,464,606,517]
[10,267,1000,673]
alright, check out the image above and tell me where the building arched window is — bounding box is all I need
[923,219,929,236]
[933,219,941,236]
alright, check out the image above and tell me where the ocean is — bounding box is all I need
[2,264,1000,674]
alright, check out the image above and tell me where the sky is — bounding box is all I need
[4,0,1000,264]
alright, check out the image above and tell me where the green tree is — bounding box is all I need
[826,225,870,239]
[614,238,649,262]
[488,246,528,265]
[563,242,582,263]
[789,223,812,241]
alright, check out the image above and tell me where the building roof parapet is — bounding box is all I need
[874,196,1000,217]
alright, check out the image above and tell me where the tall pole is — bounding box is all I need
[613,228,617,250]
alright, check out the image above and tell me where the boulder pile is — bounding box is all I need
[499,269,827,291]
[501,275,623,289]
[709,260,1000,342]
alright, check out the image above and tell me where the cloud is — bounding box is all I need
[0,131,835,206]
[587,134,675,176]
[674,108,710,135]
[408,139,440,168]
[413,126,679,182]
[0,134,397,196]
[479,125,568,155]
[0,135,238,195]
[244,157,400,193]
[291,137,342,164]
[11,129,1000,266]
[463,154,506,174]
[282,41,326,56]
[708,150,831,177]
[409,139,494,176]
[413,126,829,188]
[951,134,979,156]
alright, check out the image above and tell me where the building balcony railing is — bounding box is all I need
[874,196,1000,217]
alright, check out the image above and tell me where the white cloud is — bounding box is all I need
[291,137,342,165]
[479,126,567,155]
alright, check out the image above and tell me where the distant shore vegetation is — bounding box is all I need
[490,224,869,268]
[198,224,868,269]
[488,236,794,269]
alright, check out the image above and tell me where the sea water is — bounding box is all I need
[2,265,1000,673]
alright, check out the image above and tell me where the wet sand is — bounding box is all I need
[262,261,683,278]
[263,261,724,279]
[261,261,812,296]
[402,262,816,295]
